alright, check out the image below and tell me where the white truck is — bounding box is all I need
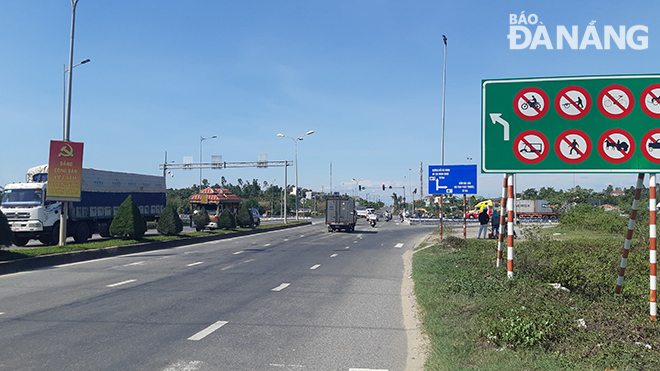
[1,165,166,246]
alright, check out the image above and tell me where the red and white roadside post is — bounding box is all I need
[650,174,657,321]
[463,194,467,240]
[497,174,507,268]
[615,174,645,294]
[507,173,515,279]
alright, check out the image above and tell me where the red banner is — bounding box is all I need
[46,140,84,201]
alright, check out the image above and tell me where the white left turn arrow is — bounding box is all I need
[489,113,509,141]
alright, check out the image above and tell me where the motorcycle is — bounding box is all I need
[369,218,376,227]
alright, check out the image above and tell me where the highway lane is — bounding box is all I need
[0,219,434,371]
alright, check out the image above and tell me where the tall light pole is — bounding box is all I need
[439,34,448,240]
[351,178,362,199]
[59,0,82,246]
[63,58,90,131]
[441,35,447,166]
[199,135,217,189]
[277,130,314,221]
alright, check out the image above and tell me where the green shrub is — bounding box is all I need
[157,204,183,236]
[559,203,627,234]
[109,195,146,239]
[0,210,12,247]
[236,204,254,228]
[193,209,210,230]
[217,208,236,230]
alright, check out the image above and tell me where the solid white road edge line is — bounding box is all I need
[187,320,229,341]
[310,264,321,270]
[106,279,137,288]
[272,283,291,291]
[349,368,388,371]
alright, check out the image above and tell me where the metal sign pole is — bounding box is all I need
[650,173,657,321]
[497,174,507,268]
[615,173,645,294]
[507,173,515,279]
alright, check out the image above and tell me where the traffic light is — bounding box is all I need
[389,186,392,189]
[382,184,385,190]
[358,185,362,191]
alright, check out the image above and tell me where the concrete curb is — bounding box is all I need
[0,222,311,276]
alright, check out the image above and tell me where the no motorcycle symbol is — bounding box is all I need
[513,87,549,121]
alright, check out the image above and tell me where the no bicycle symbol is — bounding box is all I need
[513,87,549,121]
[598,85,634,119]
[641,128,660,163]
[598,129,635,164]
[514,130,549,164]
[555,129,591,164]
[555,86,590,120]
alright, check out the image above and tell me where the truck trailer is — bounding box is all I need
[326,198,357,232]
[1,165,166,246]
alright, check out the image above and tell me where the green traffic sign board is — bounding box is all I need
[482,74,660,173]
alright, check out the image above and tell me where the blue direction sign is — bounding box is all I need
[428,165,477,194]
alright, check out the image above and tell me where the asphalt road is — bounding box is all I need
[0,219,434,371]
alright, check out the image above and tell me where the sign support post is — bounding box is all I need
[650,174,657,321]
[507,174,514,279]
[497,174,507,268]
[615,174,645,294]
[463,195,466,240]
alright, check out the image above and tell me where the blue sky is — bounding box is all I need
[1,1,658,203]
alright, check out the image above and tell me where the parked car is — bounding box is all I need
[249,208,261,226]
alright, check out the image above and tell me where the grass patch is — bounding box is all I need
[414,227,660,370]
[0,221,305,262]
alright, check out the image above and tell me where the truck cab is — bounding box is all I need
[466,200,495,219]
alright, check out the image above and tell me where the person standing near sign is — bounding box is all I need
[478,207,490,239]
[491,208,500,238]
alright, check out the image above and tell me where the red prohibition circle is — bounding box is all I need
[514,130,549,164]
[597,84,634,119]
[640,84,660,119]
[555,86,591,120]
[598,129,635,164]
[513,87,549,121]
[641,128,660,163]
[555,129,592,164]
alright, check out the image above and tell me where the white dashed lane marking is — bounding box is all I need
[186,262,204,267]
[187,320,229,341]
[271,283,291,292]
[330,254,338,258]
[106,279,137,288]
[395,243,404,248]
[310,264,321,270]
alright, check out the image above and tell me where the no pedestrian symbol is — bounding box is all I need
[555,129,591,164]
[641,128,660,163]
[598,129,635,163]
[513,87,549,121]
[555,86,590,120]
[598,85,634,119]
[514,130,549,164]
[640,84,660,118]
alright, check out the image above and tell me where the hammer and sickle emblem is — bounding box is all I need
[58,144,74,157]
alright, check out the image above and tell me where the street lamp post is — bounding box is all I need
[277,130,314,221]
[351,178,362,199]
[63,59,90,132]
[58,0,82,246]
[199,135,217,189]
